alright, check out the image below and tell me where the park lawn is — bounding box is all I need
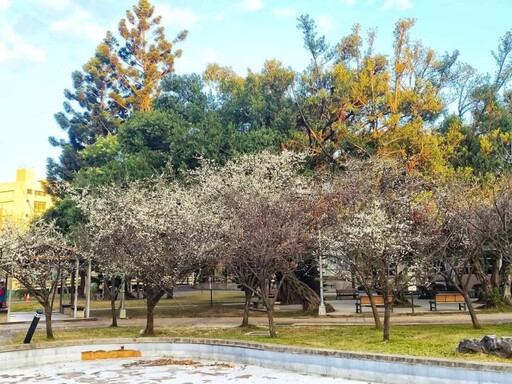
[7,323,512,364]
[91,303,253,318]
[8,290,249,314]
[10,290,315,318]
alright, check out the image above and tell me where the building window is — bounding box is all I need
[387,263,398,276]
[35,190,46,197]
[34,201,46,212]
[27,189,33,195]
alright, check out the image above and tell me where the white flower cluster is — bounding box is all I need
[75,178,219,291]
[0,220,78,304]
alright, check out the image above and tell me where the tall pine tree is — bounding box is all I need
[47,0,186,193]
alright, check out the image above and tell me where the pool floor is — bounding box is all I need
[1,357,374,383]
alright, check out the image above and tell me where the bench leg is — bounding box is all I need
[459,303,466,311]
[429,301,436,311]
[355,302,361,313]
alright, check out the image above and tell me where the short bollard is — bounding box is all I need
[23,309,44,344]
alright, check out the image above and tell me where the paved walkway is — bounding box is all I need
[2,298,511,329]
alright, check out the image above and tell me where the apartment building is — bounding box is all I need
[0,168,53,228]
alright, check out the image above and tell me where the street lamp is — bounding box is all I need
[318,150,340,317]
[318,230,326,316]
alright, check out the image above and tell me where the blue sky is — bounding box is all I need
[0,0,510,182]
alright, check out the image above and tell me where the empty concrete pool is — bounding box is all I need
[0,339,511,383]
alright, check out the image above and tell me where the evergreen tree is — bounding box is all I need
[47,0,186,192]
[48,42,121,194]
[107,0,187,114]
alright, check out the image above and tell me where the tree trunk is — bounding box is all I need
[502,274,512,305]
[499,261,512,305]
[44,303,54,339]
[463,291,482,329]
[278,273,320,310]
[363,288,382,330]
[473,257,495,306]
[382,296,392,341]
[260,283,277,338]
[144,299,157,336]
[70,267,76,305]
[78,270,86,298]
[265,305,277,338]
[110,295,118,327]
[143,288,165,336]
[491,255,502,295]
[105,281,118,327]
[393,288,410,305]
[241,288,253,327]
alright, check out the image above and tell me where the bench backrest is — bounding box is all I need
[435,293,464,303]
[360,295,392,305]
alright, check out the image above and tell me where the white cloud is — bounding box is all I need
[0,0,10,11]
[382,0,412,10]
[239,0,263,12]
[50,3,201,43]
[0,25,46,63]
[202,48,217,63]
[50,8,105,41]
[214,13,225,21]
[34,0,71,11]
[316,15,335,33]
[343,0,356,5]
[175,47,218,74]
[273,8,296,18]
[154,4,201,30]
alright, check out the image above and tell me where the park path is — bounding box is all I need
[3,293,512,344]
[2,310,512,345]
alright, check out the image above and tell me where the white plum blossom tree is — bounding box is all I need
[427,180,486,329]
[0,221,79,339]
[192,151,324,337]
[326,159,430,341]
[75,178,218,335]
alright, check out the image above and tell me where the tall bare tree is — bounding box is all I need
[429,195,483,329]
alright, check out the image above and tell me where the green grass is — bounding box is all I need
[9,290,312,319]
[9,291,251,315]
[9,301,41,312]
[8,290,512,364]
[8,323,512,364]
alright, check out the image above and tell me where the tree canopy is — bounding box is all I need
[37,3,512,341]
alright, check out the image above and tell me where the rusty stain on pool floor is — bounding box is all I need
[1,358,375,383]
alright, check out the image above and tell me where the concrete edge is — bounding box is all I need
[1,337,511,373]
[0,318,99,326]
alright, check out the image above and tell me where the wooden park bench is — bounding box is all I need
[335,288,357,300]
[355,294,393,313]
[429,292,466,311]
